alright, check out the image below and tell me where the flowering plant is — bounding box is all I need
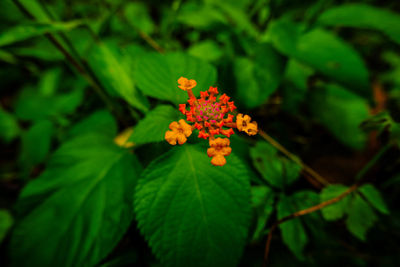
[165,77,258,166]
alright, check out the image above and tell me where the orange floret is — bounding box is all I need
[236,114,258,136]
[179,104,186,114]
[165,119,192,145]
[178,77,197,91]
[220,128,234,137]
[207,138,232,166]
[208,86,218,95]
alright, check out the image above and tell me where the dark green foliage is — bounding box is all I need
[11,133,142,266]
[320,184,389,241]
[1,0,400,266]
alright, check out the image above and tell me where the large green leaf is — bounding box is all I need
[88,42,149,112]
[250,141,301,189]
[129,105,181,145]
[0,21,82,47]
[10,133,142,267]
[135,52,217,104]
[135,145,251,267]
[67,110,117,139]
[269,19,369,93]
[317,4,400,45]
[309,84,369,150]
[320,184,351,221]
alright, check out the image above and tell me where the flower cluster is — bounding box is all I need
[165,77,258,166]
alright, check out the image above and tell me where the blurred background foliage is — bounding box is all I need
[1,0,400,266]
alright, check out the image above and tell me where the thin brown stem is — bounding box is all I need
[263,184,359,267]
[137,31,165,54]
[262,143,391,267]
[259,129,329,187]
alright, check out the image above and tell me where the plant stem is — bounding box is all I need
[262,184,358,267]
[355,144,390,181]
[12,0,119,117]
[262,143,391,267]
[258,129,329,187]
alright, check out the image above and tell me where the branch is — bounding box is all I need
[12,0,126,124]
[262,143,391,267]
[263,184,359,267]
[258,129,329,187]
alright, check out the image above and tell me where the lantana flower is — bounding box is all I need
[165,77,258,166]
[165,119,192,145]
[207,138,232,166]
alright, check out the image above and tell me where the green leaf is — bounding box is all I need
[285,59,314,91]
[251,186,275,241]
[254,43,286,96]
[277,194,307,260]
[309,84,369,150]
[234,57,260,108]
[320,184,385,241]
[188,40,223,62]
[19,120,53,174]
[68,110,117,139]
[88,42,149,112]
[135,145,251,267]
[0,209,13,243]
[317,4,400,45]
[38,68,62,96]
[13,38,64,61]
[129,105,181,145]
[211,1,258,37]
[346,194,377,241]
[266,19,302,55]
[177,2,227,29]
[250,141,301,189]
[0,49,17,64]
[234,44,286,109]
[15,87,84,121]
[282,59,314,113]
[359,184,389,214]
[17,0,52,22]
[0,21,82,47]
[269,19,369,93]
[0,107,20,143]
[124,2,154,34]
[11,133,142,267]
[320,184,351,221]
[135,52,217,104]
